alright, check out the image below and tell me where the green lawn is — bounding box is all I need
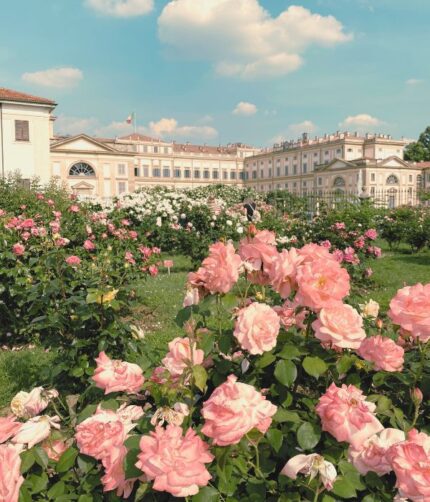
[1,245,429,409]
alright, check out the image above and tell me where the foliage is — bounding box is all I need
[404,125,430,161]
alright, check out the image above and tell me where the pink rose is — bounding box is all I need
[234,302,280,355]
[148,265,158,276]
[343,247,360,265]
[125,251,136,265]
[75,407,134,460]
[358,336,404,372]
[365,229,378,240]
[200,242,242,294]
[296,259,350,311]
[387,429,430,501]
[101,445,138,499]
[65,255,81,267]
[281,453,337,491]
[273,300,297,329]
[239,235,277,284]
[136,425,214,498]
[0,444,24,502]
[93,352,144,394]
[12,243,25,256]
[316,383,383,449]
[201,374,277,446]
[42,439,68,461]
[298,243,338,264]
[388,283,430,342]
[83,239,96,251]
[269,248,303,298]
[348,428,405,476]
[312,304,366,350]
[0,416,21,443]
[69,205,80,213]
[332,249,344,263]
[162,337,204,377]
[11,387,59,418]
[354,236,365,249]
[13,415,61,449]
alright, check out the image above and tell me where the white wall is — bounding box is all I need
[0,102,52,182]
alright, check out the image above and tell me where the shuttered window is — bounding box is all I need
[15,120,30,141]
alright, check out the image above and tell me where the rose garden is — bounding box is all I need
[1,176,430,502]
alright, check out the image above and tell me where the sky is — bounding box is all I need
[0,0,429,146]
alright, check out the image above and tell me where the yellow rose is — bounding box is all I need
[96,289,119,304]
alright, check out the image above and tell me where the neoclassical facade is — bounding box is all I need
[1,87,429,204]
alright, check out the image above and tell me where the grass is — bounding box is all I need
[1,245,429,408]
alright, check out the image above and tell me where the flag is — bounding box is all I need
[126,113,134,124]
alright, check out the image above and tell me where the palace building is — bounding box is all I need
[1,87,428,204]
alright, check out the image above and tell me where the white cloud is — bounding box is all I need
[271,120,317,144]
[158,0,352,79]
[233,101,257,116]
[85,0,153,17]
[55,115,99,136]
[22,67,83,88]
[148,118,218,140]
[339,113,384,130]
[406,78,423,86]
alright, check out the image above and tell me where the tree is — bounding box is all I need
[404,141,429,162]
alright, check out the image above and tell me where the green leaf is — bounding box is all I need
[273,409,301,423]
[266,428,283,452]
[277,344,301,360]
[332,477,357,499]
[302,356,327,378]
[193,364,208,391]
[296,422,321,450]
[47,481,66,499]
[20,449,35,473]
[336,354,356,375]
[78,496,94,502]
[33,446,49,469]
[256,351,276,369]
[192,486,219,502]
[221,293,239,310]
[124,449,143,480]
[25,472,48,494]
[135,483,149,501]
[274,360,297,387]
[56,446,78,473]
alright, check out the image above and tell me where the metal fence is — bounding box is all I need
[270,188,425,217]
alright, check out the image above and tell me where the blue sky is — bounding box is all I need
[0,0,429,146]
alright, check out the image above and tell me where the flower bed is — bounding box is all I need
[1,228,429,501]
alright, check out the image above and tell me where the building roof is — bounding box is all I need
[0,87,56,106]
[415,162,430,169]
[173,142,237,155]
[118,133,164,143]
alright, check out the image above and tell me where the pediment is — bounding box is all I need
[378,156,410,168]
[51,134,118,154]
[316,158,356,171]
[70,181,94,190]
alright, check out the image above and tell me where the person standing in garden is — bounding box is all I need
[244,198,257,222]
[208,195,222,216]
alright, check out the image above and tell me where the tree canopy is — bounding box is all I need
[404,126,430,162]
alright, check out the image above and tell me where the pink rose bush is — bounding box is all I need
[201,375,277,445]
[136,425,214,497]
[93,351,144,394]
[162,336,204,377]
[0,444,23,502]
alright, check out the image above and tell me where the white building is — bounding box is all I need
[0,88,56,183]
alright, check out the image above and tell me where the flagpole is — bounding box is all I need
[134,112,137,134]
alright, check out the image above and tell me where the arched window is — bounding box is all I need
[333,176,346,188]
[69,162,95,177]
[386,174,399,185]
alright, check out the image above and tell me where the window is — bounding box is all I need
[194,170,201,179]
[314,152,318,157]
[15,120,29,141]
[163,168,171,177]
[164,147,169,154]
[230,172,236,180]
[223,171,228,180]
[174,169,181,178]
[268,168,272,177]
[118,182,126,194]
[293,165,297,175]
[303,154,307,159]
[347,148,353,152]
[154,146,159,153]
[69,162,95,176]
[333,176,346,188]
[184,169,191,179]
[336,149,341,155]
[260,169,264,178]
[318,177,322,186]
[284,166,288,176]
[153,168,161,177]
[239,172,245,180]
[203,171,210,179]
[252,171,257,179]
[143,146,148,153]
[371,187,375,195]
[386,175,399,185]
[409,175,413,182]
[303,163,307,174]
[371,173,376,182]
[212,170,219,179]
[276,167,280,177]
[143,166,149,177]
[117,164,126,176]
[134,167,140,177]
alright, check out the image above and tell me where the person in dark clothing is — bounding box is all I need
[243,198,256,222]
